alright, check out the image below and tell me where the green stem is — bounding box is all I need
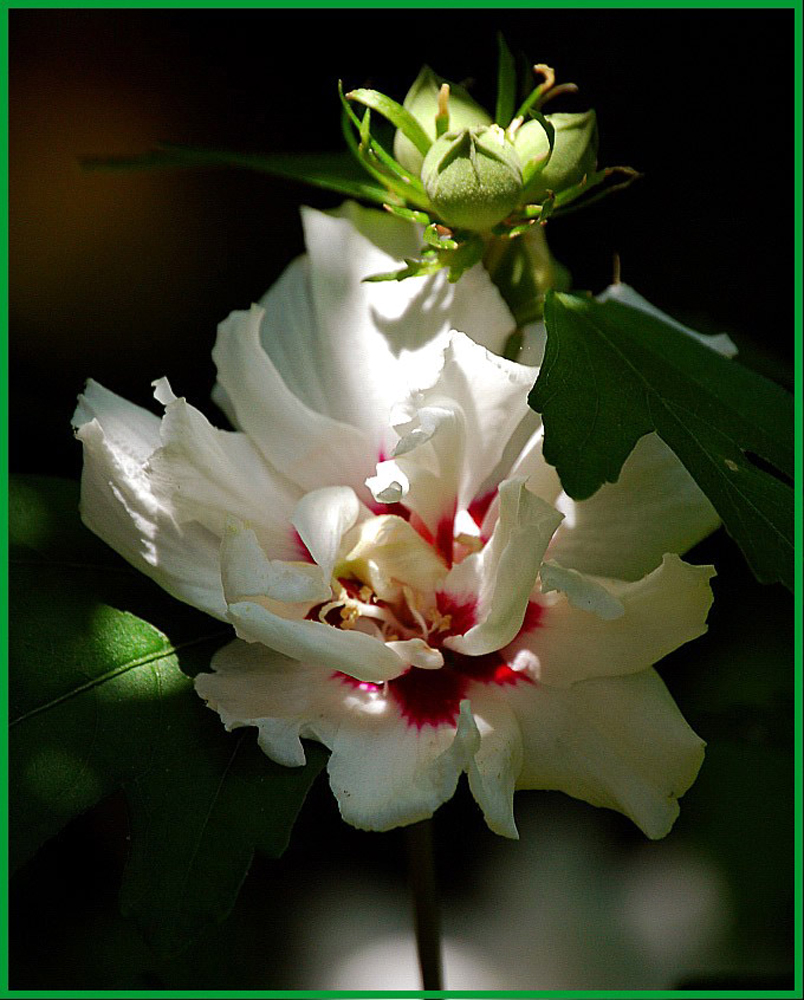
[405,819,443,991]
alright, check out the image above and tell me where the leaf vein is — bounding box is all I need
[10,630,230,728]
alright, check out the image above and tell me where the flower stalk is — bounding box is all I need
[405,819,443,991]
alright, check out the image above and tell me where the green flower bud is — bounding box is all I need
[515,110,598,203]
[393,65,492,176]
[422,125,524,232]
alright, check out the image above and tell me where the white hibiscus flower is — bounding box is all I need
[73,201,720,841]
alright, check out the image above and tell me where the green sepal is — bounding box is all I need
[347,87,433,157]
[383,203,432,225]
[495,33,517,127]
[363,255,444,282]
[339,83,430,208]
[446,235,485,282]
[423,223,459,250]
[514,69,556,121]
[517,111,555,187]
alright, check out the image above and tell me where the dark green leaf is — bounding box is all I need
[82,144,392,206]
[122,733,327,958]
[495,33,517,127]
[530,295,794,589]
[10,476,326,954]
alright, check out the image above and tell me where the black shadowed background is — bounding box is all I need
[9,8,795,990]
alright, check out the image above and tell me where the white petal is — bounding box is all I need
[197,638,459,832]
[196,641,516,837]
[414,334,536,508]
[478,424,561,539]
[325,201,515,357]
[368,333,536,541]
[146,381,302,561]
[371,403,463,539]
[291,486,361,583]
[226,599,407,684]
[219,523,406,683]
[509,554,715,687]
[444,479,564,655]
[385,639,443,670]
[326,709,464,833]
[73,385,226,619]
[539,561,625,620]
[220,521,330,610]
[213,303,376,493]
[598,283,738,357]
[340,514,448,603]
[509,668,705,839]
[295,202,515,442]
[196,641,322,768]
[547,432,720,580]
[454,696,522,840]
[74,378,161,463]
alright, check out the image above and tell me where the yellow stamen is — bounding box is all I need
[455,532,484,553]
[339,605,360,629]
[430,611,452,633]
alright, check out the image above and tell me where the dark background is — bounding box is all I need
[9,8,795,990]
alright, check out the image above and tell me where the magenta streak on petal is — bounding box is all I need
[365,497,411,520]
[292,528,314,563]
[516,600,545,638]
[389,665,467,728]
[450,650,534,688]
[334,672,382,693]
[435,501,458,567]
[333,646,531,731]
[468,488,496,529]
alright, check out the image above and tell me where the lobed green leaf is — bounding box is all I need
[9,476,326,955]
[530,295,794,589]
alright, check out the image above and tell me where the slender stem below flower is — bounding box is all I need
[404,818,443,990]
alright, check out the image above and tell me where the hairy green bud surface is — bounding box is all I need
[515,110,598,203]
[393,65,492,176]
[421,125,523,232]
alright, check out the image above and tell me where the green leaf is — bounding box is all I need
[495,33,517,127]
[530,295,794,589]
[10,475,326,954]
[346,87,432,157]
[121,732,327,958]
[82,144,392,206]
